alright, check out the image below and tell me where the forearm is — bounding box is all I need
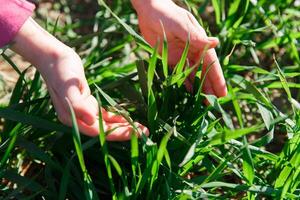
[10,17,71,70]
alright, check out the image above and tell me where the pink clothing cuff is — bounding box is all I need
[0,0,35,47]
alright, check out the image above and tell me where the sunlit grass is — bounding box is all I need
[0,0,299,199]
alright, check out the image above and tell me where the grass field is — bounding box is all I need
[0,0,300,199]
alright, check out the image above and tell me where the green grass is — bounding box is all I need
[0,0,300,199]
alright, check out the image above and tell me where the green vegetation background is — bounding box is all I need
[0,0,299,199]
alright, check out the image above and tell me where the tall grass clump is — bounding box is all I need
[0,0,299,199]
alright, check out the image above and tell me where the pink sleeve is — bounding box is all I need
[0,0,35,47]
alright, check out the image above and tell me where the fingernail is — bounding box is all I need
[206,37,219,49]
[208,37,219,42]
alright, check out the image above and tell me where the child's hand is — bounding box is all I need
[40,49,149,141]
[132,0,227,97]
[11,18,149,141]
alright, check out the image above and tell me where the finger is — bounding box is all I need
[54,93,99,136]
[178,27,218,52]
[168,43,186,66]
[189,30,219,53]
[105,122,149,141]
[80,121,150,140]
[68,77,103,125]
[77,119,99,137]
[101,108,128,123]
[203,49,227,97]
[187,12,206,36]
[139,20,164,52]
[186,12,219,48]
[50,86,149,140]
[58,105,150,141]
[57,110,149,140]
[48,86,73,127]
[69,94,98,126]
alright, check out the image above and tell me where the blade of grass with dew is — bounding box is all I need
[274,56,294,114]
[17,137,61,171]
[257,102,274,131]
[211,0,221,25]
[25,70,42,101]
[66,98,99,200]
[231,74,273,108]
[179,118,208,167]
[229,84,255,198]
[1,53,22,76]
[0,106,70,133]
[194,48,213,103]
[108,154,131,197]
[205,94,234,130]
[164,148,171,169]
[275,136,300,197]
[95,92,117,200]
[95,84,150,146]
[147,45,158,130]
[95,84,127,115]
[135,161,152,196]
[136,60,148,97]
[58,159,72,200]
[200,182,299,198]
[1,170,46,198]
[51,16,60,36]
[174,36,190,75]
[0,124,22,168]
[95,84,143,132]
[229,139,278,162]
[150,129,172,190]
[130,133,139,194]
[4,67,30,135]
[8,67,29,106]
[161,24,169,79]
[227,0,250,29]
[208,113,287,147]
[108,155,122,177]
[97,0,148,46]
[207,124,262,146]
[166,66,195,87]
[263,81,300,89]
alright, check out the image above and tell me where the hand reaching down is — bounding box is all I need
[132,0,227,97]
[11,18,149,141]
[43,50,149,141]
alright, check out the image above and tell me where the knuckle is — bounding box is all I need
[58,114,68,125]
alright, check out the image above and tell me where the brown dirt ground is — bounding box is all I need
[0,52,34,105]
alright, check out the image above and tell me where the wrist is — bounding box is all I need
[11,17,72,70]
